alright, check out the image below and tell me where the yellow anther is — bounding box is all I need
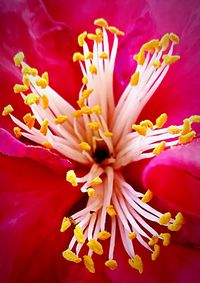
[148,235,159,246]
[36,78,48,89]
[83,255,95,273]
[151,244,160,261]
[142,39,159,52]
[13,52,24,66]
[105,259,118,270]
[98,230,111,240]
[30,68,38,76]
[60,216,71,232]
[74,225,85,244]
[13,127,21,139]
[40,119,48,136]
[85,52,93,60]
[142,189,153,203]
[79,141,91,151]
[72,110,83,118]
[96,28,103,36]
[41,94,49,109]
[82,76,88,85]
[87,239,103,255]
[54,115,68,125]
[91,105,102,115]
[128,255,143,274]
[160,233,171,246]
[132,124,147,136]
[156,113,168,128]
[88,122,101,131]
[66,170,78,187]
[167,125,181,134]
[178,131,196,144]
[109,26,125,36]
[130,72,140,86]
[78,31,87,47]
[189,115,200,123]
[22,65,38,76]
[134,50,145,65]
[89,64,97,75]
[42,141,52,149]
[162,55,180,65]
[91,177,103,186]
[168,212,184,231]
[13,84,28,93]
[159,33,170,51]
[152,60,161,68]
[169,33,179,45]
[81,106,92,115]
[128,232,137,240]
[77,97,85,108]
[24,93,40,105]
[87,33,99,42]
[99,52,108,59]
[153,141,166,155]
[22,75,30,87]
[104,131,113,138]
[87,188,95,197]
[94,18,108,29]
[41,72,49,84]
[72,52,85,62]
[106,205,116,218]
[81,88,93,99]
[181,119,191,135]
[140,120,154,130]
[2,104,14,116]
[159,212,171,225]
[23,113,35,129]
[62,249,82,263]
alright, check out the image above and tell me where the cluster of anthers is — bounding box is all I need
[2,18,200,274]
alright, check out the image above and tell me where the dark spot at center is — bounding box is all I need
[93,147,110,163]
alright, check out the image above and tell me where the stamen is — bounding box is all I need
[128,255,143,274]
[151,244,160,261]
[2,104,14,116]
[66,170,78,187]
[98,230,111,240]
[105,259,118,270]
[62,249,82,263]
[6,21,196,274]
[74,225,85,244]
[13,126,21,138]
[83,255,95,273]
[13,51,24,66]
[87,239,103,255]
[60,217,72,232]
[13,84,28,93]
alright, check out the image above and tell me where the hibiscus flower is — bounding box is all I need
[0,1,200,283]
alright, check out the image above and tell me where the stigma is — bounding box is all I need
[3,17,200,274]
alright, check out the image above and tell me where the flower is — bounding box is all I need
[0,1,200,283]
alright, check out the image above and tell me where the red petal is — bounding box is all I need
[0,129,73,173]
[143,139,200,217]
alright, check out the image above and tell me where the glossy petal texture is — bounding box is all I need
[0,129,73,172]
[0,0,200,282]
[143,139,200,217]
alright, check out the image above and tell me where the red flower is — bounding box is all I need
[0,1,200,283]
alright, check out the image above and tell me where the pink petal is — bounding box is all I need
[0,155,114,283]
[103,237,200,283]
[0,129,73,173]
[143,139,200,217]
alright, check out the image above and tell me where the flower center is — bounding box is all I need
[93,143,110,164]
[2,17,200,274]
